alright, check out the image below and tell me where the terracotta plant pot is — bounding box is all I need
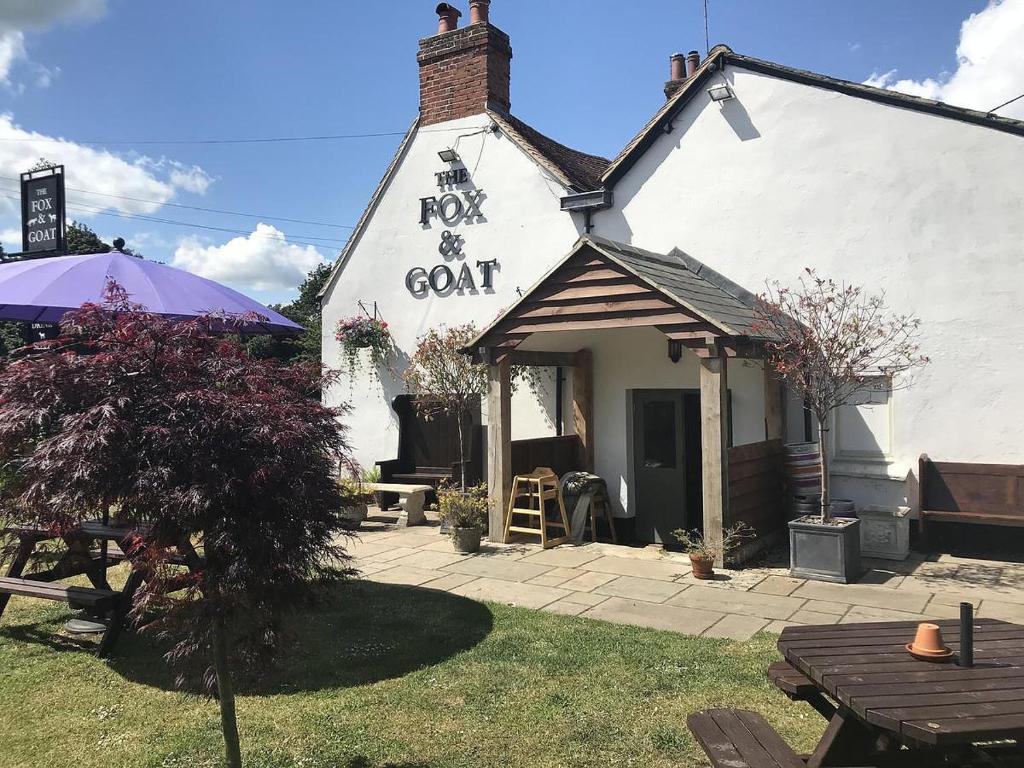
[453,526,482,554]
[908,623,951,657]
[689,553,715,580]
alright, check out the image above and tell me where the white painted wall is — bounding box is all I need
[601,65,1024,508]
[322,114,584,472]
[518,326,768,518]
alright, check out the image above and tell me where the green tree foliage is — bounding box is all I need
[246,263,330,365]
[65,221,111,255]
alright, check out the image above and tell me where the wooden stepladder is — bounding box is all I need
[504,467,571,549]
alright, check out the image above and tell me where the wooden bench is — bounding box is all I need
[687,709,803,768]
[919,454,1024,545]
[364,483,433,527]
[0,576,116,610]
[767,660,836,720]
[376,395,482,508]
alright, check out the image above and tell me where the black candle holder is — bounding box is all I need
[958,602,974,668]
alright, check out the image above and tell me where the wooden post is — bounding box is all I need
[764,364,784,442]
[572,349,594,472]
[700,351,729,567]
[487,357,512,543]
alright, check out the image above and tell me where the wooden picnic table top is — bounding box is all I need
[779,618,1024,747]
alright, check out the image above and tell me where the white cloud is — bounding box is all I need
[0,0,106,89]
[0,29,26,86]
[172,224,327,292]
[0,114,216,216]
[864,0,1024,119]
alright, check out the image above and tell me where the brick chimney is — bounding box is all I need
[418,1,513,126]
[664,49,700,100]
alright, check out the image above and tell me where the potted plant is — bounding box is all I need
[755,270,928,583]
[438,483,488,553]
[337,479,373,530]
[335,314,392,379]
[361,465,384,509]
[671,523,755,580]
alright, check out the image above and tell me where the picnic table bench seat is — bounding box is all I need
[687,709,803,768]
[767,660,837,720]
[0,576,116,610]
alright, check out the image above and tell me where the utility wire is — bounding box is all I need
[989,92,1024,114]
[0,192,348,250]
[0,174,354,230]
[0,125,466,146]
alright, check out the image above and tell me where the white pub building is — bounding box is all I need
[322,1,1024,555]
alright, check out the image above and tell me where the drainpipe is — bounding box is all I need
[555,367,564,435]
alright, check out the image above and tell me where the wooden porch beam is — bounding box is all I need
[487,358,512,543]
[700,350,730,567]
[764,365,785,442]
[504,350,580,368]
[572,349,594,472]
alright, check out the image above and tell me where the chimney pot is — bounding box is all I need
[686,50,700,78]
[470,0,491,24]
[436,3,462,34]
[670,53,686,82]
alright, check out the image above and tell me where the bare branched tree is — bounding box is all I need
[754,270,929,522]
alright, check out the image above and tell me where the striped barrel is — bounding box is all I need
[784,442,822,497]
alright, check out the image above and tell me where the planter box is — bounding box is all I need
[789,516,862,583]
[858,505,911,561]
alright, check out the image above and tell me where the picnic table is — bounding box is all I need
[779,619,1024,766]
[689,619,1024,768]
[0,519,202,656]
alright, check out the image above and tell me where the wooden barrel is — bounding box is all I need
[785,442,822,496]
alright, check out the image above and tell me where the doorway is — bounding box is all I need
[631,389,704,544]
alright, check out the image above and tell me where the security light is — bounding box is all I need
[438,148,460,163]
[707,83,735,102]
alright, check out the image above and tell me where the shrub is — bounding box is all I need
[438,483,488,535]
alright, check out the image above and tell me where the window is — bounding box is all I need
[642,400,678,469]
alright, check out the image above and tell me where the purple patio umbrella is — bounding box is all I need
[0,249,303,335]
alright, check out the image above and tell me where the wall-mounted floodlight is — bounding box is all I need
[707,83,735,102]
[438,148,460,163]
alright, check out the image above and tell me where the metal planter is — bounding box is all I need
[789,516,863,583]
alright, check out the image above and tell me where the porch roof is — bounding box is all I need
[469,236,766,356]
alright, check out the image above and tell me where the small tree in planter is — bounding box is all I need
[402,324,486,491]
[0,285,355,768]
[754,270,928,581]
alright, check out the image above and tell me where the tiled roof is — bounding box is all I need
[489,111,610,192]
[585,236,760,337]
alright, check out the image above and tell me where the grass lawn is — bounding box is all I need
[0,573,824,768]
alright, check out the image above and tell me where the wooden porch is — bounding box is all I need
[469,236,787,564]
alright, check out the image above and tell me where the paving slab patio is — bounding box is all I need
[347,510,1024,642]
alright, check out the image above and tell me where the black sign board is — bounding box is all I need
[21,166,66,257]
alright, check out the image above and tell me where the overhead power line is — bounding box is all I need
[0,174,354,230]
[0,192,348,250]
[0,125,464,147]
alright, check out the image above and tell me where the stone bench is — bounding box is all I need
[365,483,433,527]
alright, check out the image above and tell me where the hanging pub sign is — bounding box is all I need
[21,165,66,257]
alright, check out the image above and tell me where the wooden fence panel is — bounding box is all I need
[511,435,584,479]
[726,439,786,539]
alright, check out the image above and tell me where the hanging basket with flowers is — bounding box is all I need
[335,315,392,375]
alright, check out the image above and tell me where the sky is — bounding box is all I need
[0,0,1021,306]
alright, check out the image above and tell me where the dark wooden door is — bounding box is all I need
[632,390,688,544]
